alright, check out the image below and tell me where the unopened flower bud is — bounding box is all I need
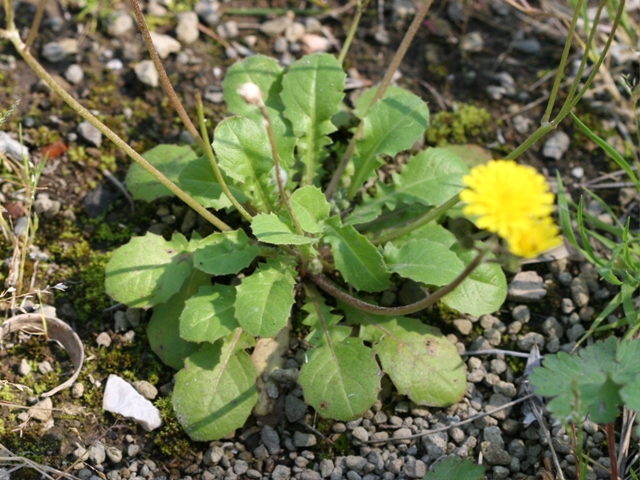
[237,82,264,106]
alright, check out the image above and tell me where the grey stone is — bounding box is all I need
[0,131,30,161]
[369,431,389,445]
[567,323,585,342]
[485,393,512,420]
[508,439,526,459]
[508,271,546,302]
[261,425,280,454]
[106,446,123,464]
[74,446,90,461]
[562,297,575,314]
[494,381,516,398]
[285,22,306,43]
[453,319,473,335]
[77,121,102,147]
[30,397,53,422]
[490,359,507,374]
[492,465,510,479]
[345,455,367,473]
[65,64,84,84]
[271,465,291,480]
[403,458,426,479]
[260,14,293,37]
[134,60,159,87]
[483,426,504,447]
[319,459,334,478]
[18,359,31,376]
[37,360,52,375]
[514,38,541,54]
[517,332,545,351]
[41,42,67,62]
[88,442,106,465]
[203,446,224,465]
[481,441,511,465]
[195,0,220,25]
[285,394,307,423]
[352,426,369,443]
[542,316,564,339]
[106,12,134,36]
[542,130,570,160]
[72,382,85,398]
[392,427,412,445]
[571,276,590,307]
[273,37,288,53]
[149,32,181,58]
[34,193,61,219]
[460,31,484,52]
[546,337,561,353]
[558,271,573,286]
[512,304,530,323]
[96,332,112,347]
[127,444,139,457]
[233,460,248,475]
[217,20,239,39]
[301,470,321,480]
[346,472,361,480]
[176,12,199,44]
[294,431,317,447]
[125,308,141,327]
[133,380,158,400]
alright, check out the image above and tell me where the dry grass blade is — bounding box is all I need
[0,444,81,480]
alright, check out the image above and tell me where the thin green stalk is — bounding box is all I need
[508,0,624,160]
[196,95,253,223]
[3,0,14,34]
[337,0,365,66]
[562,0,606,115]
[325,0,434,200]
[1,28,231,232]
[257,103,304,237]
[129,0,202,146]
[370,194,460,245]
[24,0,46,50]
[310,243,489,316]
[541,0,584,123]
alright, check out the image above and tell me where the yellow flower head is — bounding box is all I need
[504,217,562,258]
[460,160,555,238]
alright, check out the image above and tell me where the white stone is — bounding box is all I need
[176,12,199,44]
[103,374,162,431]
[0,131,30,161]
[65,64,84,84]
[542,130,570,160]
[134,60,159,87]
[301,34,331,53]
[149,31,181,59]
[106,12,134,36]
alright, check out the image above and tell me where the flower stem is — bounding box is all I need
[310,244,488,316]
[1,28,232,232]
[325,0,434,200]
[507,0,624,160]
[337,0,366,66]
[369,194,460,245]
[129,0,202,145]
[196,94,253,223]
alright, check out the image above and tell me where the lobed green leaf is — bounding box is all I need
[172,332,259,441]
[251,213,316,245]
[298,337,380,420]
[291,185,331,234]
[192,229,260,276]
[180,285,239,344]
[147,269,210,369]
[234,259,296,337]
[126,145,198,201]
[281,53,346,186]
[323,216,390,292]
[348,89,430,198]
[105,232,193,308]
